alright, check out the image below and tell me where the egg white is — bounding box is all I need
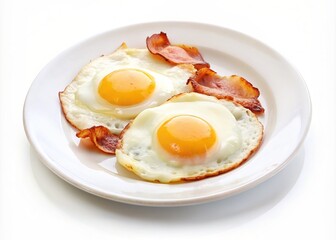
[59,44,196,134]
[116,93,263,183]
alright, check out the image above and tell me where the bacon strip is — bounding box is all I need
[146,32,210,69]
[187,68,264,113]
[76,126,119,154]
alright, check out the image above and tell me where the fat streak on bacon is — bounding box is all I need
[146,32,210,69]
[76,126,119,154]
[187,68,264,114]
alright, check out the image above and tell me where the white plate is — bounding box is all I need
[23,21,311,206]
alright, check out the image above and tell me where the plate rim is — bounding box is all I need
[23,21,312,207]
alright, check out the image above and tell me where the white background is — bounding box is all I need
[0,0,335,239]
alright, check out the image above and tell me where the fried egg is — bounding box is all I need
[59,43,196,134]
[116,93,263,183]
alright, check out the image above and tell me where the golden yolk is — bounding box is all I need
[157,115,217,158]
[98,68,155,106]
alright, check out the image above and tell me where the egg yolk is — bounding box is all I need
[98,68,155,106]
[157,115,217,158]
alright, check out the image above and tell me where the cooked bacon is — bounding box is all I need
[187,68,264,113]
[146,32,210,69]
[76,126,119,154]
